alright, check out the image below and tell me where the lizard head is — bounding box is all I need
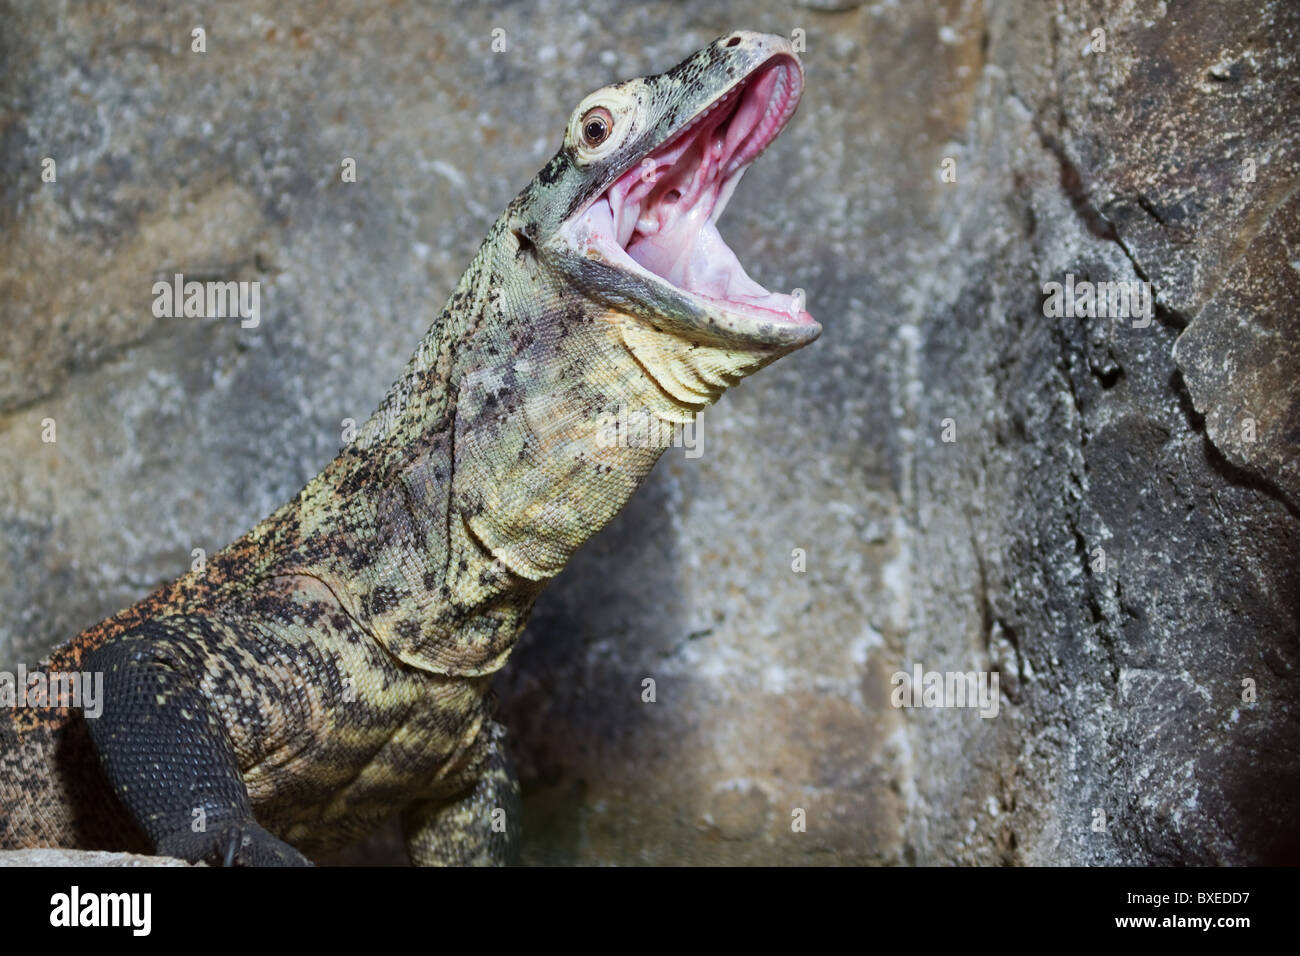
[512,31,819,375]
[442,33,821,587]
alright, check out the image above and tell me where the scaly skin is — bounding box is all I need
[0,31,820,865]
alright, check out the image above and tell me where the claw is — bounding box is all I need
[222,827,239,867]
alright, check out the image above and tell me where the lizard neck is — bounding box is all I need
[278,214,775,676]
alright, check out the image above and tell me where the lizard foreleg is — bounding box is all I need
[401,721,520,866]
[83,622,311,866]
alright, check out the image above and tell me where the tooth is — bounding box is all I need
[710,166,746,223]
[617,201,638,246]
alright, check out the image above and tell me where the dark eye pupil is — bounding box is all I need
[585,120,606,142]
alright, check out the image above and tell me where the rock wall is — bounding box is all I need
[1,0,1296,864]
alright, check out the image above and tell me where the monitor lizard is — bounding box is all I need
[0,30,821,866]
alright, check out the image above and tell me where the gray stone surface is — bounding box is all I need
[0,849,191,867]
[2,0,1297,865]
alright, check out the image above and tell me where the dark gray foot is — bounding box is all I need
[157,818,312,867]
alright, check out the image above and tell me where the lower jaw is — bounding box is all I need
[563,237,823,351]
[561,226,821,350]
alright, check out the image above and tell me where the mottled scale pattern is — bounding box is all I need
[0,32,816,865]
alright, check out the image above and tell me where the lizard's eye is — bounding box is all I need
[580,107,613,147]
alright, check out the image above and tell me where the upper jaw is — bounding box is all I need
[552,39,821,351]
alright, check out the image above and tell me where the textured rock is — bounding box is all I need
[0,849,191,867]
[2,0,1297,866]
[1173,187,1300,511]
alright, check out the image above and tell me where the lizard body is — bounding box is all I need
[0,31,819,865]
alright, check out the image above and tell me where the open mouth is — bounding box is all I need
[567,55,815,331]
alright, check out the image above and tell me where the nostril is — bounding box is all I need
[725,36,741,47]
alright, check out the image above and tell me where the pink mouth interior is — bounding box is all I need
[571,57,815,326]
